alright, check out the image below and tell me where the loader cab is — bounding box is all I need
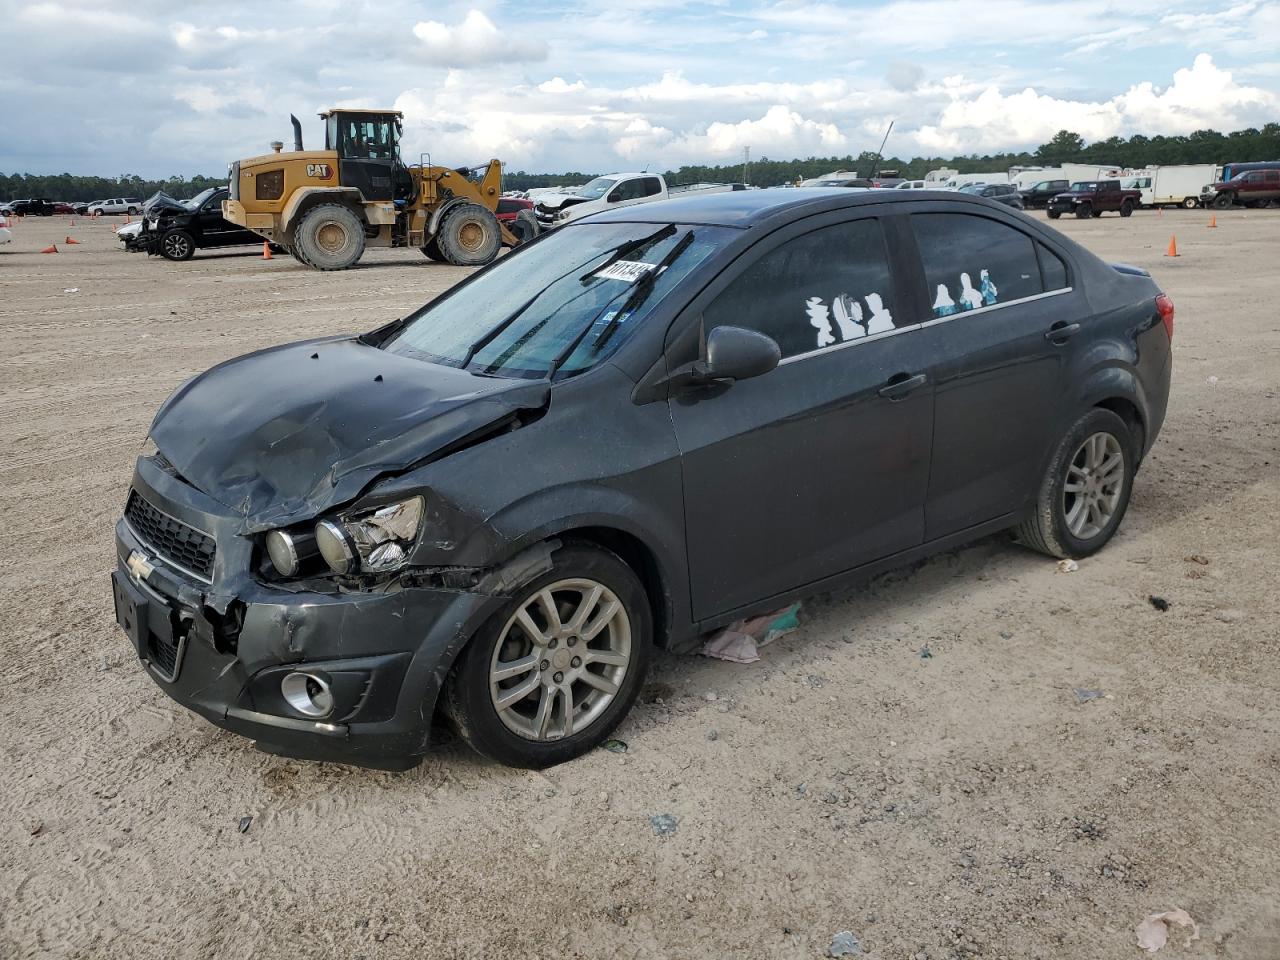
[320,109,411,202]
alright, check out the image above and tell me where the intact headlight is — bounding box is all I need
[312,496,424,575]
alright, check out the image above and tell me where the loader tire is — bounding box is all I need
[508,208,541,246]
[294,203,365,270]
[436,203,501,266]
[421,237,447,262]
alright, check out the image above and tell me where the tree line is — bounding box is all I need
[4,124,1278,200]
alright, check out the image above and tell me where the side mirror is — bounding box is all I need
[607,191,623,202]
[695,326,781,383]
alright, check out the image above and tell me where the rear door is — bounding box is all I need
[668,212,935,620]
[903,207,1086,539]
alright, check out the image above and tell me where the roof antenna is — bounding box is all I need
[870,119,894,179]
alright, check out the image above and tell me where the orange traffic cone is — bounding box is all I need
[1157,207,1162,216]
[124,215,131,224]
[1207,215,1217,228]
[262,241,273,260]
[1164,235,1179,257]
[65,236,81,244]
[41,243,58,254]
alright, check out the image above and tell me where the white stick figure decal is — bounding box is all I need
[980,268,998,306]
[831,294,863,340]
[863,292,894,333]
[933,284,958,317]
[805,296,835,347]
[958,272,983,310]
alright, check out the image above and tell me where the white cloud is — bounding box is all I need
[539,77,586,94]
[912,54,1277,153]
[412,10,546,68]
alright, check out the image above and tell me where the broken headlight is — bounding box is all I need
[311,496,424,576]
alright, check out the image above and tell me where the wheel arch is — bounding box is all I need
[281,187,366,238]
[427,197,470,237]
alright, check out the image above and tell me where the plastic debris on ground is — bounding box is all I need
[1073,687,1105,703]
[649,814,678,837]
[62,287,79,293]
[701,602,801,663]
[1149,595,1171,612]
[601,738,628,754]
[826,930,862,957]
[238,816,253,834]
[1057,558,1079,573]
[1136,909,1199,953]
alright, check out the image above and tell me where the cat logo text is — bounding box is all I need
[306,163,333,179]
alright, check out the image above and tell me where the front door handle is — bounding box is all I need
[1045,321,1081,343]
[878,372,927,400]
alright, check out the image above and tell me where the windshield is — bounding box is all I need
[576,177,617,200]
[385,222,732,380]
[185,187,219,210]
[1069,181,1098,191]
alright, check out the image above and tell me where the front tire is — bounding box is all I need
[436,203,501,266]
[159,229,195,261]
[1047,209,1062,220]
[1213,192,1234,210]
[294,203,365,270]
[1119,201,1134,217]
[1015,408,1137,559]
[420,237,447,262]
[1075,203,1092,219]
[444,542,652,768]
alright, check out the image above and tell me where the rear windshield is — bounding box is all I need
[386,222,732,380]
[1069,182,1098,191]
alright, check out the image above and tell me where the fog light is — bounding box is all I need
[281,671,334,718]
[315,519,357,574]
[265,529,318,576]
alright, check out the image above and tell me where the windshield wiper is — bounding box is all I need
[577,224,676,283]
[548,229,695,379]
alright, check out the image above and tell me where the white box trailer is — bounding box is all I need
[1120,164,1217,208]
[1060,162,1123,184]
[940,171,1010,189]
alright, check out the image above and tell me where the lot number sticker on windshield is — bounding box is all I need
[595,260,657,283]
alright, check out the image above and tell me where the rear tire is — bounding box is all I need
[443,542,651,768]
[1182,196,1199,209]
[159,229,195,261]
[436,203,501,266]
[1075,203,1092,220]
[1119,201,1134,217]
[294,203,365,270]
[1015,408,1137,560]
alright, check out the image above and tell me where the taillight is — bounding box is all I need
[1155,293,1174,340]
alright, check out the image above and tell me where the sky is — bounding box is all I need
[2,0,1278,178]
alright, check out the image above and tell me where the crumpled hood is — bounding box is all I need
[535,193,591,212]
[143,191,188,216]
[150,336,549,532]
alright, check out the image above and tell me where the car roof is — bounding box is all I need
[583,187,1007,228]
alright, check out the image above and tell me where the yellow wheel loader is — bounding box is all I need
[222,109,539,270]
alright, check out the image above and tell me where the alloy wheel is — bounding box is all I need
[1062,432,1124,540]
[488,578,632,741]
[163,233,191,258]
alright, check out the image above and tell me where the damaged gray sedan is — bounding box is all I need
[114,188,1172,768]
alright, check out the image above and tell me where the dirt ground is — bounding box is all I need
[1,207,1277,960]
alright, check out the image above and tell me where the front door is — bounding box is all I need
[904,209,1089,538]
[668,215,934,621]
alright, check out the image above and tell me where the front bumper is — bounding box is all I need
[112,456,505,769]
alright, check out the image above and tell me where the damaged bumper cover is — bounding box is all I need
[111,456,542,769]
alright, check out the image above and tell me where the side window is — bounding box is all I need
[703,219,896,359]
[641,177,663,197]
[613,179,645,202]
[1266,171,1280,183]
[912,213,1043,317]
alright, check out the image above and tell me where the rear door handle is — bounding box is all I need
[878,372,928,400]
[1045,321,1081,343]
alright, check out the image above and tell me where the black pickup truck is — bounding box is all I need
[1046,180,1143,219]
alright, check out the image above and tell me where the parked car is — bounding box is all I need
[137,187,264,260]
[1046,180,1142,219]
[9,198,56,216]
[1019,179,1070,209]
[894,180,929,190]
[0,201,14,216]
[871,178,905,188]
[496,196,540,244]
[116,219,146,251]
[959,183,1024,209]
[71,201,92,215]
[1200,166,1280,209]
[51,201,77,215]
[88,197,144,216]
[114,188,1173,769]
